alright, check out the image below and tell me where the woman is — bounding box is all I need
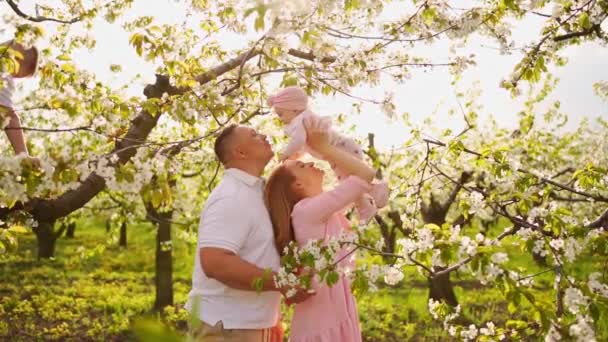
[264,117,376,342]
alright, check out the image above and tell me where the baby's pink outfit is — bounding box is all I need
[282,109,389,222]
[289,175,371,342]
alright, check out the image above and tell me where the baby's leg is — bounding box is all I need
[370,182,389,208]
[333,135,364,160]
[330,136,363,180]
[355,193,377,224]
[333,135,390,208]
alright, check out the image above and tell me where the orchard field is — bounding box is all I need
[2,219,605,341]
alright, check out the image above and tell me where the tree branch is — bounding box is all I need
[585,208,608,229]
[553,23,602,42]
[424,138,608,203]
[287,48,336,63]
[433,226,518,277]
[5,0,80,24]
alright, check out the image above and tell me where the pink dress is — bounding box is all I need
[289,175,371,342]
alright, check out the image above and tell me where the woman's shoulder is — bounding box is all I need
[292,198,312,217]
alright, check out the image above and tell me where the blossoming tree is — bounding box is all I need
[1,0,607,339]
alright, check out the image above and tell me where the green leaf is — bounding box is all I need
[506,320,528,330]
[254,5,267,31]
[519,113,534,134]
[151,189,163,208]
[422,7,437,25]
[8,225,28,234]
[507,302,517,314]
[252,276,264,292]
[344,0,361,12]
[578,12,591,29]
[589,302,600,322]
[326,270,339,286]
[281,74,298,87]
[254,15,265,31]
[61,63,76,73]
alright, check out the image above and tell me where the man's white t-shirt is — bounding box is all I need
[185,168,281,329]
[0,74,15,109]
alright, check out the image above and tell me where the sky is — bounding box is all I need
[4,0,607,151]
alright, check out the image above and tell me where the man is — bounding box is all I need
[186,124,312,341]
[1,40,38,160]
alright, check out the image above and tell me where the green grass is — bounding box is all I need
[0,219,606,341]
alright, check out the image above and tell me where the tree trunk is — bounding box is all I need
[35,221,57,259]
[428,266,459,306]
[119,221,127,247]
[154,210,173,311]
[421,192,462,307]
[106,219,111,233]
[66,222,76,238]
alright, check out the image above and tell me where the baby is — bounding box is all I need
[267,86,389,223]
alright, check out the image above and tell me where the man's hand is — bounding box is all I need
[303,116,331,154]
[280,286,315,305]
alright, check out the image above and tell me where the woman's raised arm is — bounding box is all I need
[303,116,375,183]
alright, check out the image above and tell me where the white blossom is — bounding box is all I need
[588,272,608,298]
[517,227,537,241]
[428,298,442,320]
[564,287,589,315]
[545,323,562,342]
[569,315,596,342]
[459,236,477,257]
[479,321,496,336]
[374,237,385,251]
[549,238,564,250]
[449,224,461,242]
[431,249,446,267]
[564,237,583,262]
[416,228,435,252]
[533,239,548,257]
[384,266,404,285]
[551,3,565,18]
[491,252,509,264]
[461,324,479,341]
[466,191,485,214]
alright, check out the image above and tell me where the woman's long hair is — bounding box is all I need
[264,165,301,255]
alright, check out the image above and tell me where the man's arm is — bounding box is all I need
[200,247,313,303]
[2,107,29,155]
[197,197,275,291]
[200,247,277,291]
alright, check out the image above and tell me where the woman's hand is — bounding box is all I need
[303,116,331,154]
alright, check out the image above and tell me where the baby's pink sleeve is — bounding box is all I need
[293,176,371,224]
[282,124,307,158]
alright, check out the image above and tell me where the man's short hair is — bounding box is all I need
[214,124,238,165]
